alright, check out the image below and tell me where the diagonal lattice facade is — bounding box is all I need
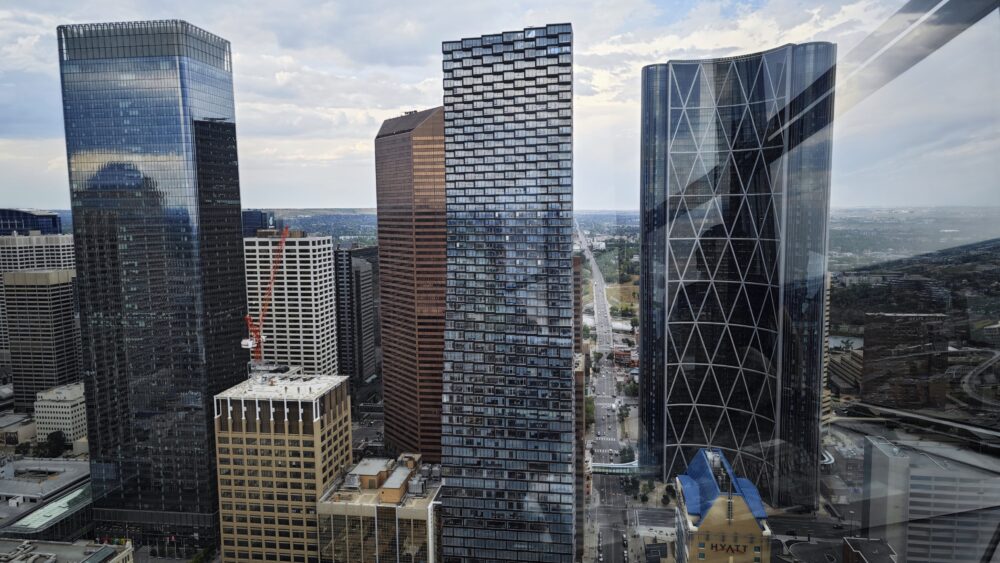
[640,43,836,508]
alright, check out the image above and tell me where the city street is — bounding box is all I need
[580,219,640,563]
[579,221,670,563]
[589,357,630,563]
[577,223,613,353]
[769,514,852,541]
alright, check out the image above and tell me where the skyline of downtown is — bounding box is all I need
[0,0,996,211]
[0,2,996,562]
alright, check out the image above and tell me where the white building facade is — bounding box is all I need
[244,234,338,375]
[862,435,1000,562]
[34,381,87,442]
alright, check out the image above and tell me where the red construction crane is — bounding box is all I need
[242,226,290,364]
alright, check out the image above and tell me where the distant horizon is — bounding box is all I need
[32,204,1000,214]
[1,2,997,210]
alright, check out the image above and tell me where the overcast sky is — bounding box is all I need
[1,0,997,210]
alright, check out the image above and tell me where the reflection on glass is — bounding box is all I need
[439,24,577,562]
[640,42,836,509]
[58,20,246,555]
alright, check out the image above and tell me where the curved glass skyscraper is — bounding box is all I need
[639,43,836,508]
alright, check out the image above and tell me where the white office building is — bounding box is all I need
[244,233,338,374]
[862,435,1000,562]
[34,382,87,442]
[0,233,75,273]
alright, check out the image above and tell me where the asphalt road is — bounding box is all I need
[768,514,853,541]
[589,357,631,563]
[636,507,673,528]
[352,420,383,449]
[587,357,671,563]
[580,221,636,562]
[594,513,630,563]
[577,223,613,353]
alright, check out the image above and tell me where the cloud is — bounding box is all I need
[831,8,1000,207]
[0,0,995,210]
[0,138,68,207]
[0,9,62,73]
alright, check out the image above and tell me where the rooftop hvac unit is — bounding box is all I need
[410,477,425,495]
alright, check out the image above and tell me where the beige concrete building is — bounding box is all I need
[34,382,87,442]
[0,233,75,376]
[318,453,440,563]
[675,449,772,563]
[3,270,81,412]
[214,365,352,563]
[0,234,74,273]
[0,539,133,562]
[0,413,35,446]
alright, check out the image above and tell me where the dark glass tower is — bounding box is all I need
[439,24,577,562]
[58,20,247,552]
[241,209,275,237]
[639,43,836,508]
[334,245,379,406]
[0,209,63,235]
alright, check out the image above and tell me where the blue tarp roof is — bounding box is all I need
[677,448,768,524]
[735,477,767,519]
[677,474,700,515]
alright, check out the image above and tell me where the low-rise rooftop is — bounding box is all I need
[844,537,898,563]
[0,483,91,537]
[0,458,89,529]
[0,414,31,431]
[676,448,768,529]
[0,538,132,562]
[350,457,392,477]
[320,480,440,512]
[383,466,410,489]
[321,454,440,512]
[215,365,347,402]
[788,540,843,563]
[36,382,85,403]
[0,458,89,501]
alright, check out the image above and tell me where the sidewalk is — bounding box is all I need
[620,406,639,442]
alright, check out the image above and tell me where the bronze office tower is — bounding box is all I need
[375,108,446,463]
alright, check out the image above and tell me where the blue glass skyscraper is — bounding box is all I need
[241,209,275,237]
[58,20,247,553]
[0,209,62,235]
[639,43,836,508]
[439,24,577,562]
